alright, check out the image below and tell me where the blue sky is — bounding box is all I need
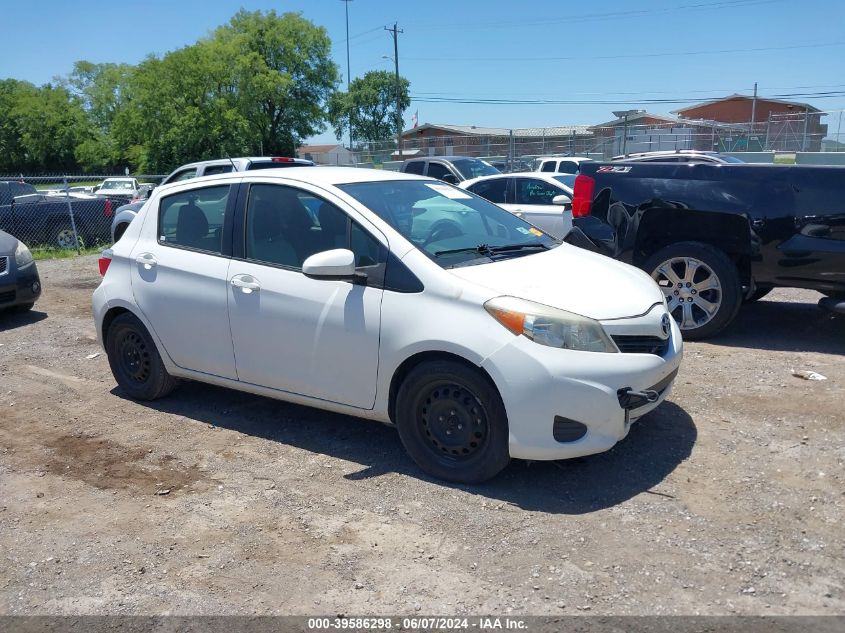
[1,0,843,143]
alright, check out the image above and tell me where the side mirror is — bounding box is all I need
[302,248,360,281]
[439,173,458,185]
[552,194,571,206]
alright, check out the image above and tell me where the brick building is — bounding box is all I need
[673,95,827,151]
[399,123,594,158]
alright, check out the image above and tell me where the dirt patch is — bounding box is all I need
[44,434,212,496]
[0,254,843,616]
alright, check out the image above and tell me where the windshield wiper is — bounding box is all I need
[487,242,550,253]
[434,244,493,257]
[434,242,551,258]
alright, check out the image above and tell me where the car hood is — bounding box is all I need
[447,244,664,320]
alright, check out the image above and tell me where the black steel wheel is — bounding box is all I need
[396,360,509,483]
[105,312,177,400]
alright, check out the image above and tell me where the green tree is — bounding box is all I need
[328,70,411,143]
[64,61,134,170]
[0,80,88,173]
[212,9,340,156]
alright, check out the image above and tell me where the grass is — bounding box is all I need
[31,245,105,261]
[774,154,796,165]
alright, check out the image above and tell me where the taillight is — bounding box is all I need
[271,157,295,163]
[103,199,113,217]
[571,174,595,218]
[98,250,113,277]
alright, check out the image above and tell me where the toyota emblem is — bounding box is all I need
[661,313,672,338]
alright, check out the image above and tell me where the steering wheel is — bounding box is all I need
[422,222,464,247]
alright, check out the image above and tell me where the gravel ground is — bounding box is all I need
[0,254,843,616]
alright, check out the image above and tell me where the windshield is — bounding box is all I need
[339,180,559,268]
[100,180,134,190]
[450,158,500,180]
[552,175,576,190]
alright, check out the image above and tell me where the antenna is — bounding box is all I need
[224,153,237,171]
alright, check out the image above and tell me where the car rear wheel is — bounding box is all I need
[54,225,83,250]
[644,242,742,340]
[395,360,510,483]
[105,313,177,400]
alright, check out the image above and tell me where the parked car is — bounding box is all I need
[110,156,315,242]
[398,156,500,184]
[93,167,682,483]
[460,172,574,238]
[94,177,143,198]
[565,162,845,339]
[611,150,745,164]
[0,230,41,312]
[0,181,114,248]
[531,156,594,174]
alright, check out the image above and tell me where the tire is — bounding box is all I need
[395,360,510,484]
[113,223,128,243]
[105,313,177,400]
[744,286,773,303]
[644,241,742,340]
[54,225,84,250]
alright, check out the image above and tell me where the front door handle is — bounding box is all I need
[231,275,261,293]
[135,253,157,269]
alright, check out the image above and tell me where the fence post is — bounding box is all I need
[764,113,771,151]
[62,176,81,254]
[801,109,809,152]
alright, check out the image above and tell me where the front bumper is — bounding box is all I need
[481,317,683,461]
[0,261,41,309]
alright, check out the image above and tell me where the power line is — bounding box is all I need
[404,40,845,63]
[411,84,845,99]
[410,90,845,106]
[403,0,783,32]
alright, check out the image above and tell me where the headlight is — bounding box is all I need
[14,241,33,268]
[484,296,618,353]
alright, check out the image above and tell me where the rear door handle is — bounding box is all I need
[135,253,157,269]
[230,275,261,293]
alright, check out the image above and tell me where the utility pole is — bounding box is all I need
[748,81,757,141]
[341,0,353,152]
[385,23,403,160]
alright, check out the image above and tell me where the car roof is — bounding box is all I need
[460,171,573,188]
[613,150,721,159]
[164,166,430,189]
[404,156,477,162]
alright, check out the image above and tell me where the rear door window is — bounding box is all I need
[466,178,507,204]
[425,163,451,180]
[403,161,425,175]
[202,165,234,176]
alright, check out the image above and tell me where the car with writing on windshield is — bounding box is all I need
[94,167,681,483]
[460,172,574,239]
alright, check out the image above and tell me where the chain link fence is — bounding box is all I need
[0,174,165,255]
[347,109,845,168]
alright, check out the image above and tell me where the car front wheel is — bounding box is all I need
[644,241,742,340]
[395,360,510,483]
[105,312,177,400]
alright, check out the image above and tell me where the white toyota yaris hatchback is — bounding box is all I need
[93,167,682,483]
